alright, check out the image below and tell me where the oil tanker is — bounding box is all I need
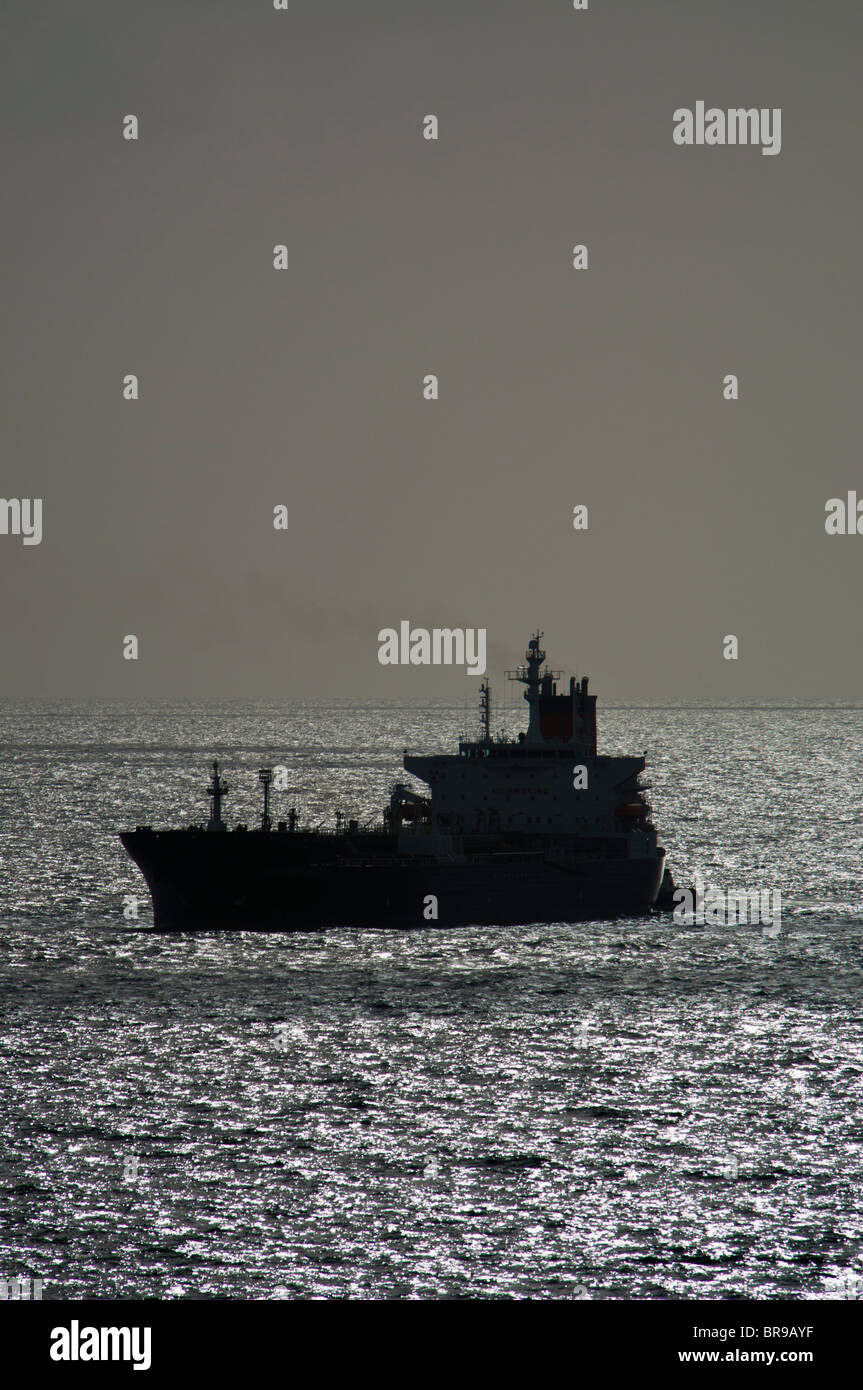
[120,633,669,929]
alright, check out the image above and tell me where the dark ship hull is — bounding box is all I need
[120,829,666,931]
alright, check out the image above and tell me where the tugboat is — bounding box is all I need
[119,634,668,929]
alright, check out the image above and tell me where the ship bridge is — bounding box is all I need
[402,634,653,842]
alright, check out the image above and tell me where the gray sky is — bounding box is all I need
[2,0,861,699]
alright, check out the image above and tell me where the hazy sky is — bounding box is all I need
[2,0,862,699]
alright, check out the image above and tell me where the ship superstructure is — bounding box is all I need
[394,633,656,859]
[119,633,667,929]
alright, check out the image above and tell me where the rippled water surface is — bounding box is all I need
[1,701,862,1300]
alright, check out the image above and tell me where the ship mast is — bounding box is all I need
[479,680,492,743]
[259,767,273,832]
[206,760,229,832]
[506,632,561,744]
